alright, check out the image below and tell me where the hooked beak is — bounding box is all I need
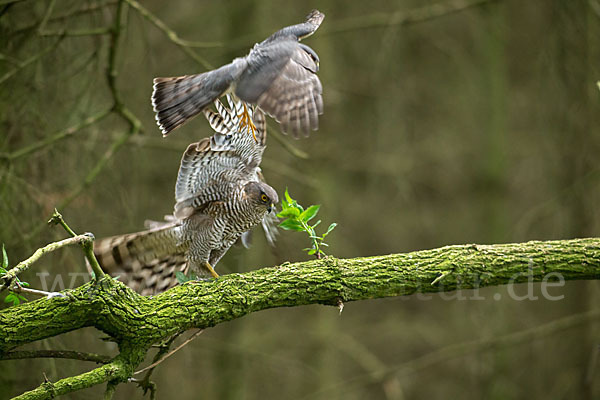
[267,204,275,213]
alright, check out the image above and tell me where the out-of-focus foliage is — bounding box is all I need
[0,0,599,399]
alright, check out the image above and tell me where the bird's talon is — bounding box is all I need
[238,103,259,143]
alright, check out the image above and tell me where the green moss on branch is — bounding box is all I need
[1,238,599,399]
[1,238,599,353]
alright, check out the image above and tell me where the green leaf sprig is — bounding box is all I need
[1,244,29,306]
[277,189,337,259]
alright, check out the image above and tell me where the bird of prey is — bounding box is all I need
[152,9,324,139]
[94,96,278,295]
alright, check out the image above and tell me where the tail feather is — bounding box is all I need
[152,62,244,136]
[94,223,188,295]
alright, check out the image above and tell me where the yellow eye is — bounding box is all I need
[261,194,268,202]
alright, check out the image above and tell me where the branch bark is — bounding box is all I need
[1,237,599,399]
[1,350,111,363]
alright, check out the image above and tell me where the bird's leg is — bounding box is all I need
[201,261,219,278]
[238,102,258,143]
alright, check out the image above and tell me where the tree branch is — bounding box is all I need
[48,209,105,279]
[4,109,112,161]
[124,0,215,69]
[1,237,599,398]
[1,350,111,363]
[0,39,63,85]
[1,238,598,353]
[311,308,600,397]
[11,351,140,400]
[134,329,203,375]
[323,0,500,36]
[0,234,95,292]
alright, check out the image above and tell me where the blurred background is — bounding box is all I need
[1,0,600,398]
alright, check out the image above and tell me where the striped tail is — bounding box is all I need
[93,222,187,295]
[151,61,244,136]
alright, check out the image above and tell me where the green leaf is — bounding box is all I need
[284,188,293,206]
[4,293,20,306]
[299,205,320,223]
[280,196,290,210]
[277,208,300,219]
[307,249,316,255]
[278,219,305,232]
[324,223,337,237]
[176,271,194,284]
[312,220,322,229]
[1,244,8,269]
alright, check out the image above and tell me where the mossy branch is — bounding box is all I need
[1,350,111,363]
[1,237,599,350]
[0,234,95,292]
[1,237,599,398]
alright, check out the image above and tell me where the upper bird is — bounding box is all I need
[152,9,324,139]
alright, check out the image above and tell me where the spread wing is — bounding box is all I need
[236,40,323,138]
[174,96,267,219]
[261,9,325,45]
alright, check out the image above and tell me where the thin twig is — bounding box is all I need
[590,0,600,18]
[48,209,104,278]
[0,38,62,85]
[1,350,111,363]
[330,334,403,400]
[124,0,215,69]
[106,0,143,131]
[0,52,22,66]
[8,109,112,161]
[0,234,95,291]
[104,381,118,400]
[60,129,134,209]
[12,1,118,35]
[134,330,204,375]
[134,333,182,396]
[390,309,600,376]
[11,284,66,299]
[585,343,599,385]
[106,0,127,108]
[307,309,600,398]
[52,0,118,20]
[36,0,57,34]
[323,0,499,36]
[0,0,27,6]
[266,121,309,159]
[39,28,112,37]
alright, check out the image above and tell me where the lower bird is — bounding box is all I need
[93,96,278,295]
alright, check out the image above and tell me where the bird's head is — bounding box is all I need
[244,182,278,213]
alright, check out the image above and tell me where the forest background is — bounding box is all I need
[1,0,599,398]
